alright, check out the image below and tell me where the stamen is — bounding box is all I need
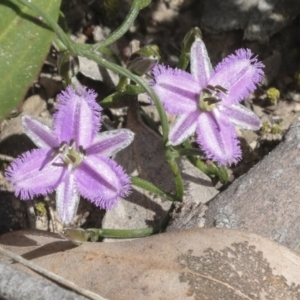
[198,84,227,112]
[205,97,222,105]
[206,85,215,91]
[69,139,76,148]
[202,87,213,94]
[49,142,68,164]
[49,140,85,169]
[79,145,86,156]
[215,85,228,94]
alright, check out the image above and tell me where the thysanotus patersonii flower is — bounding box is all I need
[6,86,134,223]
[150,38,264,165]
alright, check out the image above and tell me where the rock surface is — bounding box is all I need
[205,121,300,251]
[0,262,88,300]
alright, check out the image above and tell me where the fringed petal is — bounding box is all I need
[197,110,241,165]
[56,170,80,224]
[87,129,134,157]
[169,111,199,145]
[5,149,64,199]
[22,116,58,149]
[75,155,131,210]
[221,104,261,130]
[190,39,213,87]
[54,86,102,147]
[150,65,199,114]
[209,49,264,105]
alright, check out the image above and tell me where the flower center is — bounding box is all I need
[198,85,228,112]
[52,140,86,169]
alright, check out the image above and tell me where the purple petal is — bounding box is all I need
[22,116,58,149]
[150,65,199,114]
[56,170,80,224]
[5,149,64,199]
[196,110,241,165]
[87,129,134,157]
[54,86,102,147]
[169,111,199,145]
[209,49,264,105]
[190,39,213,87]
[221,104,261,130]
[75,155,131,210]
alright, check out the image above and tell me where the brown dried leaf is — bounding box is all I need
[1,228,300,299]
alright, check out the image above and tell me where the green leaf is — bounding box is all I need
[0,0,61,120]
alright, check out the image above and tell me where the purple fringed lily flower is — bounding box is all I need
[151,39,264,165]
[5,86,134,223]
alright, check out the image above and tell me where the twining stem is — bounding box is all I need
[165,156,184,201]
[100,85,144,107]
[131,176,177,202]
[93,4,140,52]
[183,140,228,184]
[78,51,185,199]
[63,200,175,241]
[14,0,185,203]
[80,49,184,201]
[177,148,203,157]
[93,201,174,239]
[14,0,170,141]
[87,227,156,239]
[64,226,155,241]
[88,203,175,239]
[79,50,170,141]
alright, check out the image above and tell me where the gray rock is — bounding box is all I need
[0,262,88,300]
[205,121,300,251]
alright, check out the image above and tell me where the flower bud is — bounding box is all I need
[127,45,160,76]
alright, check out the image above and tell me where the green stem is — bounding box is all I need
[93,5,140,51]
[63,201,176,241]
[124,84,145,94]
[131,176,177,202]
[92,0,152,51]
[63,204,175,241]
[15,0,170,143]
[166,156,183,201]
[100,85,144,108]
[14,0,184,202]
[177,148,203,157]
[77,49,170,143]
[77,44,122,65]
[53,34,67,52]
[183,141,228,184]
[116,75,129,91]
[88,227,156,239]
